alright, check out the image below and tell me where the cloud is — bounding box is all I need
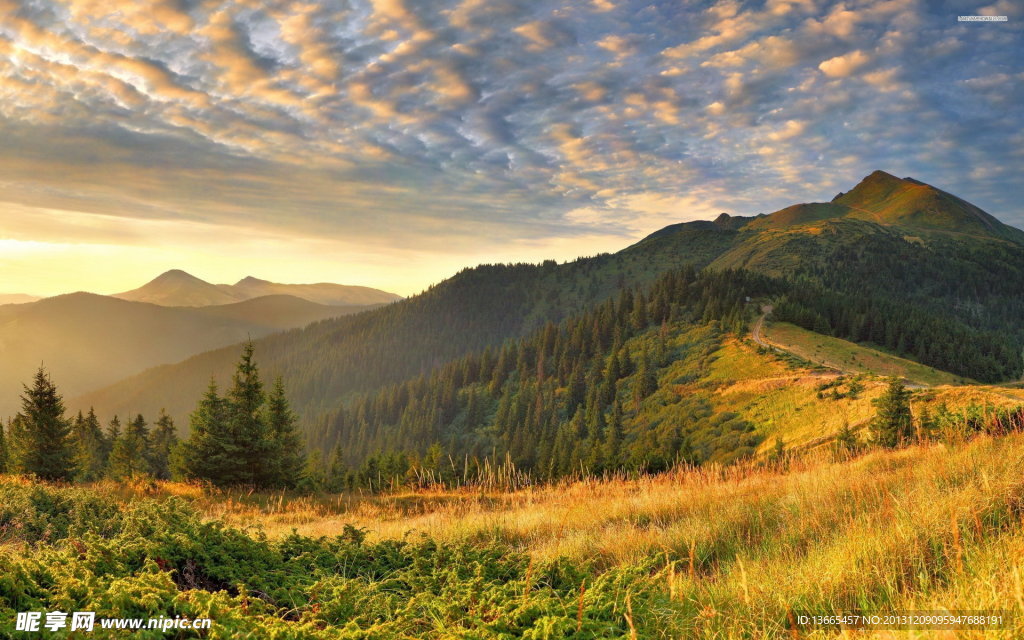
[0,0,1020,296]
[818,50,870,76]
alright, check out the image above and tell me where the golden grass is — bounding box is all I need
[764,321,965,386]
[55,430,1024,637]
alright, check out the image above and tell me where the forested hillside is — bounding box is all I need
[74,172,1024,451]
[74,226,737,424]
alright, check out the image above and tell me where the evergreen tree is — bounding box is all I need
[299,452,326,493]
[227,342,270,485]
[833,421,861,456]
[870,377,913,448]
[13,367,76,481]
[634,350,658,406]
[265,378,304,488]
[103,415,121,466]
[325,442,347,492]
[109,414,151,479]
[72,408,107,481]
[603,398,624,469]
[149,410,178,480]
[180,347,304,488]
[181,378,234,484]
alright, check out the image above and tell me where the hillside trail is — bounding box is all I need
[751,305,931,389]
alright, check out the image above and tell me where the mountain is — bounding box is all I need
[230,276,401,306]
[113,270,401,307]
[0,293,381,419]
[113,269,239,306]
[0,294,40,305]
[745,170,1024,242]
[190,295,379,330]
[73,171,1024,436]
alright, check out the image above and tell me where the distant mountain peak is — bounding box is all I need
[112,271,401,307]
[235,276,270,286]
[155,269,200,280]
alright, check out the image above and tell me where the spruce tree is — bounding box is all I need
[635,350,658,403]
[72,408,107,481]
[603,398,624,469]
[181,378,233,484]
[265,378,304,488]
[109,414,151,479]
[870,377,913,448]
[180,346,304,488]
[227,342,272,485]
[149,410,178,480]
[13,367,76,481]
[325,442,347,492]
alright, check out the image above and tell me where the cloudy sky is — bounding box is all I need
[0,0,1020,297]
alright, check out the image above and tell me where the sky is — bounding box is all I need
[0,0,1021,297]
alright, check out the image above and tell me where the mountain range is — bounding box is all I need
[0,273,401,419]
[112,269,402,307]
[70,171,1024,441]
[0,294,40,305]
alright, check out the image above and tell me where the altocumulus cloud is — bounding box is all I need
[0,0,1022,277]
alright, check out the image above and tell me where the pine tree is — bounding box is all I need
[180,347,304,488]
[227,342,271,485]
[181,378,234,484]
[300,452,326,493]
[603,398,624,469]
[833,420,861,456]
[72,408,107,481]
[13,367,76,481]
[103,415,121,467]
[871,377,913,448]
[635,350,658,404]
[265,378,304,488]
[325,442,347,492]
[109,414,151,479]
[148,410,178,480]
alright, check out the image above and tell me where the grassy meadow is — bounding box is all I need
[761,322,967,386]
[4,431,1024,637]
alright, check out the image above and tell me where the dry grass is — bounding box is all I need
[54,431,1024,637]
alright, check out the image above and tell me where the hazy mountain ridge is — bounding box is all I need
[113,270,402,307]
[0,292,383,419]
[0,294,41,305]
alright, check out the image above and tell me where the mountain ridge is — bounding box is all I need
[0,292,384,419]
[740,170,1024,242]
[113,270,402,307]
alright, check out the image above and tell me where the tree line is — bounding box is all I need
[0,344,305,489]
[309,267,780,489]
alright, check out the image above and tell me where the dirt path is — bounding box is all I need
[751,305,774,349]
[751,306,931,388]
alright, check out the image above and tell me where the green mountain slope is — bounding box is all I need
[71,235,734,426]
[71,171,1024,432]
[834,170,1024,242]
